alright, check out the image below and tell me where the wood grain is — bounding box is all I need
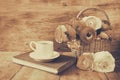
[0,51,120,80]
[61,67,108,80]
[12,66,60,80]
[0,0,119,53]
[105,72,120,80]
[0,52,21,80]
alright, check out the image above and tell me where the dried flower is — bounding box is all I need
[77,51,115,72]
[77,52,94,70]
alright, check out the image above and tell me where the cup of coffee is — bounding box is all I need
[29,41,54,59]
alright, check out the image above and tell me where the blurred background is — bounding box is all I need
[0,0,120,52]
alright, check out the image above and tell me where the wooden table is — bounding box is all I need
[0,51,120,80]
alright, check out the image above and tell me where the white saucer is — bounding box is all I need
[29,51,60,62]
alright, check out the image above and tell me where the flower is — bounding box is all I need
[82,16,102,30]
[93,51,115,72]
[77,52,94,70]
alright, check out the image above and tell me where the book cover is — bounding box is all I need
[12,52,76,74]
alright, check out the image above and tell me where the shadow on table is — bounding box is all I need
[58,65,80,75]
[111,51,120,72]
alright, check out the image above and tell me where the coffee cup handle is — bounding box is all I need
[29,41,37,51]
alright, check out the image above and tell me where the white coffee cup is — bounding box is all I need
[29,41,54,59]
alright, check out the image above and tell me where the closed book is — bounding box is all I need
[13,52,76,74]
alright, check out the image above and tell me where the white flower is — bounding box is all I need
[93,51,115,72]
[82,16,102,30]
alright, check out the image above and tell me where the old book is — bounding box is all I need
[13,52,76,74]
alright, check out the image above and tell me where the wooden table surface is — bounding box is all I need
[0,51,120,80]
[0,1,120,80]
